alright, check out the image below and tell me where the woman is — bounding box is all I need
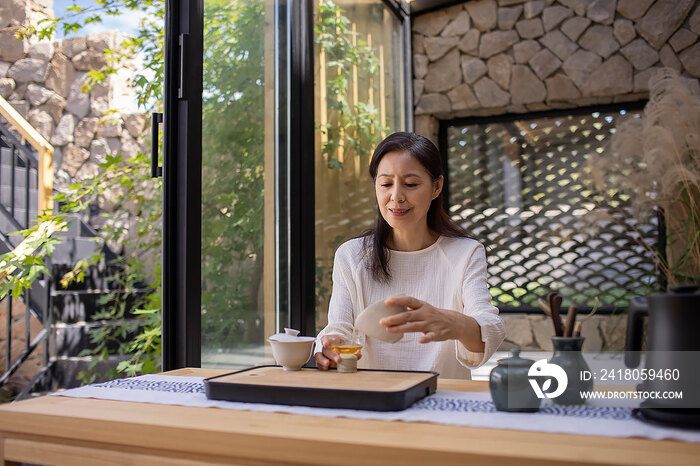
[314,132,505,379]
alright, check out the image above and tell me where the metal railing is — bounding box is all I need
[0,96,53,214]
[0,97,58,399]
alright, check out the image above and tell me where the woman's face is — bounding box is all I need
[374,150,443,232]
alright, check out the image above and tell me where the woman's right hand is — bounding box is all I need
[314,334,343,370]
[314,334,362,370]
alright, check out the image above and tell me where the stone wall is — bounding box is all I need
[1,0,149,238]
[413,0,700,141]
[410,0,699,352]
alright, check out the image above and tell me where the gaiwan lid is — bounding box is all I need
[268,328,315,342]
[496,347,534,367]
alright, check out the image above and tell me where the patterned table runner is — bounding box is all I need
[53,374,700,443]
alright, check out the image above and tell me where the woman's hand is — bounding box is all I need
[314,334,362,370]
[380,296,485,352]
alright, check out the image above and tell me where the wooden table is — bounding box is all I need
[1,368,699,466]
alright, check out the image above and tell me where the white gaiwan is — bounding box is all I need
[355,300,407,344]
[268,328,316,371]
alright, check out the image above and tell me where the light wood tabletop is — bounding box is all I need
[1,367,699,466]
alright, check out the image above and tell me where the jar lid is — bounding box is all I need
[496,347,534,367]
[268,328,315,342]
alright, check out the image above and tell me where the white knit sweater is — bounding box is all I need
[315,235,506,379]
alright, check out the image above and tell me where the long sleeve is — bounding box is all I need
[314,243,357,354]
[455,244,505,369]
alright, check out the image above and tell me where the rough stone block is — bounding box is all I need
[0,77,14,98]
[659,44,682,72]
[415,93,451,115]
[50,113,77,146]
[413,10,451,36]
[498,5,522,30]
[635,0,694,50]
[27,109,54,140]
[529,48,561,79]
[412,34,425,55]
[38,93,66,124]
[581,54,633,97]
[123,113,148,138]
[562,49,602,88]
[620,38,659,71]
[441,10,471,37]
[27,40,53,61]
[424,36,460,61]
[447,83,480,110]
[561,16,590,42]
[465,0,498,32]
[25,83,54,106]
[503,315,533,347]
[586,0,615,25]
[7,58,48,82]
[545,73,581,101]
[474,76,510,107]
[542,5,572,31]
[613,19,636,47]
[513,39,541,63]
[424,49,462,93]
[45,53,76,98]
[487,53,513,89]
[633,66,662,92]
[580,25,620,59]
[8,99,28,119]
[413,115,439,145]
[680,42,700,78]
[413,54,428,79]
[458,29,480,54]
[461,56,488,84]
[691,5,700,35]
[75,160,99,180]
[59,37,87,58]
[413,79,424,105]
[540,30,578,61]
[616,0,654,21]
[511,64,546,103]
[86,31,125,52]
[0,61,10,77]
[61,143,89,177]
[96,118,123,138]
[669,28,698,53]
[74,117,99,147]
[479,30,519,57]
[556,0,586,16]
[515,17,544,39]
[0,31,26,62]
[523,0,544,19]
[72,50,107,71]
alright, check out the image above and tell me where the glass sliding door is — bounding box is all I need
[199,0,280,368]
[313,0,407,332]
[162,0,408,368]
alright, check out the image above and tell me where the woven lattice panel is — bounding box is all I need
[446,108,660,311]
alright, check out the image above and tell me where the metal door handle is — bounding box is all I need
[151,112,163,178]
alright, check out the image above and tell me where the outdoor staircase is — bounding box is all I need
[0,118,123,401]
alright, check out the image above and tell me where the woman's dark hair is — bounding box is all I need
[361,131,474,283]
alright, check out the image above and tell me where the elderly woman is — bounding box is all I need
[314,132,505,379]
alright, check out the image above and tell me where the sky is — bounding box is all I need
[52,0,149,39]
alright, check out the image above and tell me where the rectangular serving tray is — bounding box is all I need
[204,365,438,411]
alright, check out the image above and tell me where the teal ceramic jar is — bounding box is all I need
[489,348,540,412]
